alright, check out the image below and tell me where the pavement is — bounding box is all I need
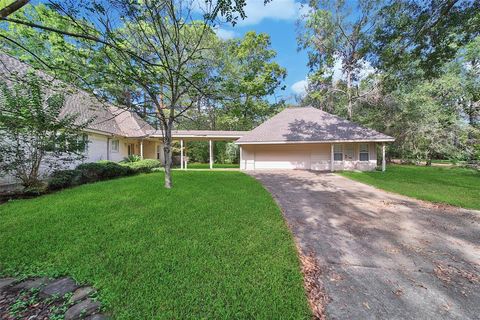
[249,170,480,320]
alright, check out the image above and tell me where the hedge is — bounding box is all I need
[120,159,162,173]
[48,159,162,191]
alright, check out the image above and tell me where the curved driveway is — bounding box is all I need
[249,170,480,320]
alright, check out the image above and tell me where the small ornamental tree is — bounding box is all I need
[0,73,90,189]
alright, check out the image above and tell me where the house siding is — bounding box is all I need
[0,132,130,188]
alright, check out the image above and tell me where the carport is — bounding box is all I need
[148,130,247,169]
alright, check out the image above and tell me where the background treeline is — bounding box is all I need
[298,0,479,164]
[0,2,286,164]
[1,0,479,166]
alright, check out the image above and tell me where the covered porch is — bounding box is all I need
[131,130,248,169]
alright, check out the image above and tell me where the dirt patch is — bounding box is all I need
[299,252,329,320]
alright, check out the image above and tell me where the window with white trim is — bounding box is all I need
[344,144,354,161]
[359,143,369,161]
[111,139,119,152]
[334,144,343,161]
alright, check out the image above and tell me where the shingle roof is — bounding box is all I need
[0,52,150,137]
[236,107,394,144]
[148,129,248,138]
[110,106,153,137]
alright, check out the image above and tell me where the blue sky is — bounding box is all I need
[213,0,310,102]
[28,0,310,102]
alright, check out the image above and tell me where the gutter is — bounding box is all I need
[235,139,396,145]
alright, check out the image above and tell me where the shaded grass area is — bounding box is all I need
[0,172,310,319]
[339,165,480,210]
[175,163,239,169]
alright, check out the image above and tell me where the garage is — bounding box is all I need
[236,107,394,171]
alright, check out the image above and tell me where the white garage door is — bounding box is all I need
[241,144,332,170]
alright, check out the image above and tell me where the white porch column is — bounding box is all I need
[330,143,334,172]
[239,146,243,170]
[180,139,184,170]
[140,139,144,160]
[382,142,386,172]
[209,139,213,170]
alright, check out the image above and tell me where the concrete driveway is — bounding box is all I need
[249,170,480,320]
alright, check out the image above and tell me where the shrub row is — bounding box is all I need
[48,159,162,191]
[120,159,161,173]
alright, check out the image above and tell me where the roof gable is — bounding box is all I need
[236,107,394,144]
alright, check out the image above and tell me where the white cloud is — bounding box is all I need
[331,56,376,83]
[291,79,308,96]
[238,0,298,25]
[195,0,309,26]
[357,60,376,80]
[214,28,236,40]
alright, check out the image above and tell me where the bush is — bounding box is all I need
[121,159,161,173]
[123,154,142,163]
[24,182,47,196]
[76,161,135,184]
[45,159,160,193]
[48,169,81,190]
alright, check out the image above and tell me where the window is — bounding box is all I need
[111,139,119,152]
[334,144,343,161]
[79,134,89,153]
[344,144,354,161]
[359,143,369,161]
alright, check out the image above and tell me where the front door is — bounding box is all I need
[128,143,135,156]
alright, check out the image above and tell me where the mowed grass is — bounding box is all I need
[0,172,310,319]
[176,163,240,169]
[340,165,480,210]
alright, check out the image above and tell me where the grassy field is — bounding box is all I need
[0,172,310,319]
[340,165,480,210]
[176,163,240,169]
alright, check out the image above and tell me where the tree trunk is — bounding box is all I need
[426,153,432,166]
[163,127,173,189]
[346,70,353,120]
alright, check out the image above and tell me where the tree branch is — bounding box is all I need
[0,0,29,18]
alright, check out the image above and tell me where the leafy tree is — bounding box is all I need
[373,0,479,86]
[444,36,480,161]
[0,74,90,189]
[181,31,286,132]
[218,32,287,129]
[1,0,257,188]
[297,0,380,119]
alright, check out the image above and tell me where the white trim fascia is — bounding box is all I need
[149,134,243,139]
[235,139,395,145]
[83,128,116,136]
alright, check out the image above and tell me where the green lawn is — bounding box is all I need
[0,172,310,319]
[340,165,480,210]
[176,163,240,169]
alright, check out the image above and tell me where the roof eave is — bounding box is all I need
[236,138,395,145]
